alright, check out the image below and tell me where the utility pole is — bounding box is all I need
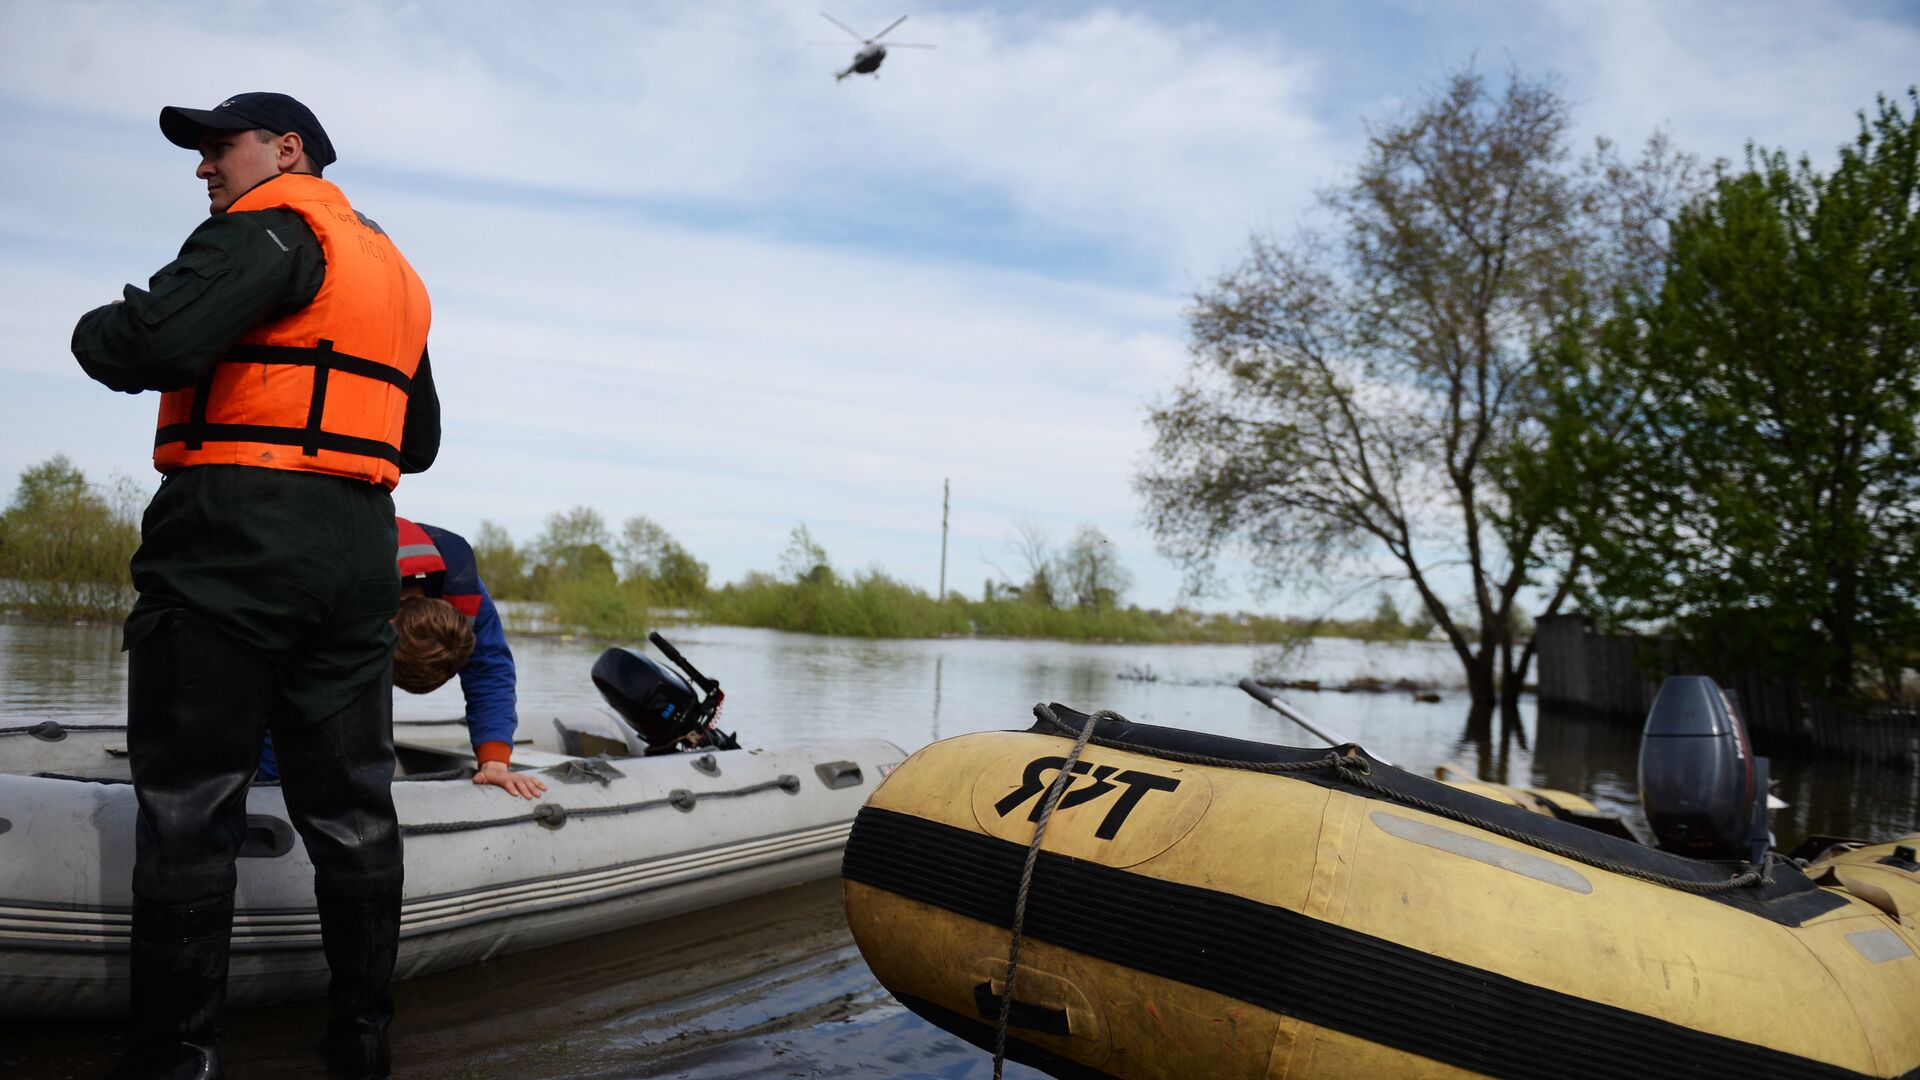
[938,478,950,602]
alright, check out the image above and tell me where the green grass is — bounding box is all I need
[701,570,971,638]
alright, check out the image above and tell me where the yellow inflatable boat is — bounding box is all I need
[842,704,1920,1079]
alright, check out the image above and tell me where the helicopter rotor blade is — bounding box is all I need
[870,14,909,41]
[883,43,934,48]
[818,11,865,41]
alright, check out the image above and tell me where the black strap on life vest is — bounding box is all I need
[158,338,412,461]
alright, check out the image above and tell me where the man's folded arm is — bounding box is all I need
[70,210,323,394]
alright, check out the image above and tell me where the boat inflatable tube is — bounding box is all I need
[841,706,1920,1080]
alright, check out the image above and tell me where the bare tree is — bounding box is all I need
[1139,68,1701,723]
[1003,516,1059,608]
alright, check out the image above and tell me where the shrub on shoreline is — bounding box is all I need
[533,570,1435,646]
[0,456,140,621]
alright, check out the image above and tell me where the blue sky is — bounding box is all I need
[2,1,1916,615]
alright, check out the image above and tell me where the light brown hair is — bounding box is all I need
[392,595,475,694]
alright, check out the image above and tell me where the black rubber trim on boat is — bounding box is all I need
[843,806,1901,1080]
[1034,705,1845,926]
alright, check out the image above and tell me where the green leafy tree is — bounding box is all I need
[1367,593,1408,639]
[470,520,529,599]
[0,455,141,618]
[778,523,834,585]
[1058,523,1132,611]
[531,506,616,591]
[1535,90,1920,698]
[617,514,709,604]
[1140,68,1701,722]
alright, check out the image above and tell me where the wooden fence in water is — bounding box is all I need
[1533,613,1920,764]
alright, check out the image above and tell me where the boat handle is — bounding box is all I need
[972,981,1071,1036]
[814,761,864,790]
[239,814,295,858]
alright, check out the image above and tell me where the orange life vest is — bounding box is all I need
[395,517,483,619]
[153,173,431,490]
[395,516,446,579]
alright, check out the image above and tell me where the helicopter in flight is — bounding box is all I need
[818,12,934,81]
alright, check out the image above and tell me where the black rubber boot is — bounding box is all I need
[108,896,233,1080]
[115,609,273,1080]
[273,657,404,1079]
[316,885,401,1079]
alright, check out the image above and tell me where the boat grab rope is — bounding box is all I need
[1031,705,1769,896]
[0,720,125,739]
[994,703,1103,1080]
[398,774,801,836]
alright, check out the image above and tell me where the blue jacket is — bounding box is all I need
[416,523,519,759]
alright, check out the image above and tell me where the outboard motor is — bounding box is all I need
[1639,675,1771,865]
[592,631,739,755]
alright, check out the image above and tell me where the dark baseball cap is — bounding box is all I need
[159,92,336,169]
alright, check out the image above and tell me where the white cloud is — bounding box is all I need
[1542,0,1920,165]
[3,0,1916,614]
[0,1,1337,277]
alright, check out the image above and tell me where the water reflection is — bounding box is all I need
[0,618,125,718]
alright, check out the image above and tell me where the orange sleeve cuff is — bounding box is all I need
[474,741,513,767]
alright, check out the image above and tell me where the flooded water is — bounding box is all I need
[3,619,1915,1077]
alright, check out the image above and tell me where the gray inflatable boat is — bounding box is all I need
[0,709,901,1018]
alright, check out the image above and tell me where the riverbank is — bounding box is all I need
[528,571,1438,647]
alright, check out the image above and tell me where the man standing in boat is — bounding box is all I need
[71,93,434,1080]
[257,517,548,800]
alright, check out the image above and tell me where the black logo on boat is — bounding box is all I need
[994,757,1181,839]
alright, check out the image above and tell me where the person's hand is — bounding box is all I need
[474,760,547,799]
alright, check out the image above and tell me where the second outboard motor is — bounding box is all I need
[591,632,739,754]
[1639,675,1771,864]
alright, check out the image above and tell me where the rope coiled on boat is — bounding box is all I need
[1030,705,1768,895]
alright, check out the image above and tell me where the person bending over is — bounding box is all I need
[259,517,547,799]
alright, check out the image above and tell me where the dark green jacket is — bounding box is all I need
[72,202,441,722]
